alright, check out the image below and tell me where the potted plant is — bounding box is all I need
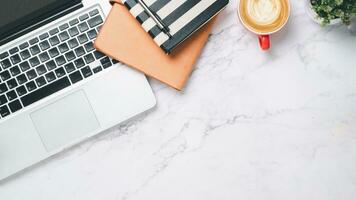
[306,0,356,26]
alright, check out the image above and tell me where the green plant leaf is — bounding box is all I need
[311,0,356,25]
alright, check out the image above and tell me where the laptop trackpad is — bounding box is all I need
[30,90,100,152]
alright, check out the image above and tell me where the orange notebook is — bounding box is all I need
[94,0,217,90]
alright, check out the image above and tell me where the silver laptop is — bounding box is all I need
[0,0,156,181]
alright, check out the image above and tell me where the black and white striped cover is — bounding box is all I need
[122,0,228,54]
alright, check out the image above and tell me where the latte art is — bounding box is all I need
[247,0,281,25]
[239,0,290,34]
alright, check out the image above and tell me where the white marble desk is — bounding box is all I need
[1,0,356,199]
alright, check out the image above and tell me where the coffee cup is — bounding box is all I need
[238,0,290,50]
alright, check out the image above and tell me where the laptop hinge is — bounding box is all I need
[0,2,83,46]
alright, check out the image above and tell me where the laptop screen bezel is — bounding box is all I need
[0,0,81,45]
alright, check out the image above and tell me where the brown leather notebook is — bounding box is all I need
[94,0,217,90]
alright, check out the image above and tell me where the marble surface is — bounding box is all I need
[1,0,356,199]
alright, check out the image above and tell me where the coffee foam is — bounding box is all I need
[239,0,289,34]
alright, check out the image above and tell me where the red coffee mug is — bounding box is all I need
[237,0,290,50]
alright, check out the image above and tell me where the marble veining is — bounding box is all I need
[0,0,356,200]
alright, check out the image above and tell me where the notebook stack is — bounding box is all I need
[122,0,228,53]
[94,0,228,90]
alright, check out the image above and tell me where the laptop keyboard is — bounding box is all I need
[0,7,117,120]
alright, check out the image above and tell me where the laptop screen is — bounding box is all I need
[0,0,80,45]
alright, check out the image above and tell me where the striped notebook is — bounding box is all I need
[121,0,228,54]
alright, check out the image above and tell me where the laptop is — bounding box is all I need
[0,0,156,181]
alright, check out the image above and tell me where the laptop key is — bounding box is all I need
[55,67,66,78]
[69,71,83,83]
[21,76,71,107]
[68,27,79,37]
[26,81,37,92]
[0,52,9,60]
[6,90,17,102]
[68,38,79,49]
[29,57,40,67]
[55,56,66,66]
[78,34,88,44]
[35,76,46,87]
[10,54,22,65]
[0,83,8,94]
[49,36,60,46]
[16,85,27,96]
[58,43,69,53]
[10,66,21,76]
[19,61,31,72]
[9,47,19,55]
[39,40,50,51]
[45,72,56,82]
[81,66,92,78]
[29,37,39,45]
[19,42,29,50]
[1,59,12,69]
[17,74,28,85]
[84,42,95,52]
[36,65,47,76]
[93,66,102,73]
[89,9,99,17]
[26,69,37,80]
[59,31,70,42]
[84,53,95,64]
[87,29,97,40]
[59,23,69,31]
[39,52,50,62]
[30,45,41,55]
[7,78,18,89]
[0,70,11,81]
[39,33,49,40]
[78,22,89,32]
[102,61,113,69]
[74,58,85,68]
[0,105,10,117]
[20,50,31,60]
[79,13,89,21]
[10,54,21,65]
[74,46,85,57]
[65,51,76,61]
[0,95,7,106]
[88,15,103,28]
[93,51,104,59]
[100,57,110,65]
[49,28,59,36]
[69,18,79,26]
[64,63,75,73]
[8,99,22,113]
[45,60,57,71]
[48,48,60,58]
